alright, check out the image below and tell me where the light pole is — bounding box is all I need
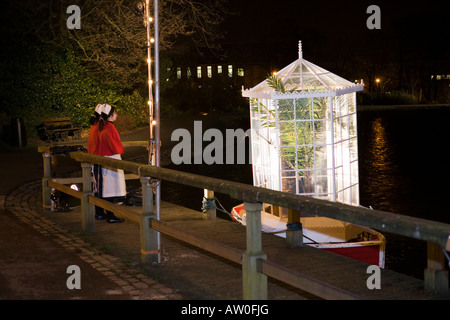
[153,0,161,263]
[145,0,154,165]
[142,0,161,262]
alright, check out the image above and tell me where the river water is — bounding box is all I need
[157,106,450,280]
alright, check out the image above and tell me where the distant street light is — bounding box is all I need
[375,78,381,93]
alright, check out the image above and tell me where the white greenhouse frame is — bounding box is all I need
[243,42,363,206]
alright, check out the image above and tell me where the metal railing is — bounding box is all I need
[37,144,450,299]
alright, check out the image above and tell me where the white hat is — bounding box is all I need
[94,104,104,115]
[102,104,112,115]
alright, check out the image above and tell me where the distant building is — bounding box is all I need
[431,73,450,103]
[163,62,270,113]
[169,63,268,90]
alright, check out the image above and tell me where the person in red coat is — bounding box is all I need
[88,104,106,220]
[96,104,125,223]
[88,104,103,155]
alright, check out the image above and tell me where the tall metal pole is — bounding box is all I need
[145,0,161,263]
[154,0,160,170]
[145,0,155,166]
[153,0,162,262]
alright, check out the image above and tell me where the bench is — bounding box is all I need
[36,117,82,142]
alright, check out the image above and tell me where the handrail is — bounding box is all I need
[37,141,150,152]
[69,151,450,250]
[39,147,450,298]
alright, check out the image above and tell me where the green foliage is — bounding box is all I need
[116,90,148,127]
[266,74,288,93]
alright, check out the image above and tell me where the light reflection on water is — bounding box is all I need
[364,117,399,210]
[358,107,450,279]
[358,115,425,277]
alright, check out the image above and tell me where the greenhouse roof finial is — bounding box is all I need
[298,40,303,60]
[242,41,364,99]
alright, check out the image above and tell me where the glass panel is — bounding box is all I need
[349,112,357,136]
[350,137,358,161]
[296,121,314,146]
[280,146,296,171]
[333,96,341,119]
[295,98,312,120]
[341,115,350,140]
[334,117,342,142]
[281,170,296,177]
[281,177,296,194]
[334,143,344,168]
[314,144,327,169]
[313,97,328,120]
[297,146,314,170]
[348,93,356,113]
[315,169,329,195]
[278,99,295,121]
[351,160,359,186]
[313,120,327,144]
[351,184,359,206]
[335,166,343,190]
[298,170,314,194]
[279,122,295,146]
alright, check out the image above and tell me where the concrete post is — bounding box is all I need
[140,177,160,264]
[202,189,216,220]
[42,152,52,209]
[242,202,267,300]
[286,208,303,248]
[424,242,449,296]
[81,162,95,232]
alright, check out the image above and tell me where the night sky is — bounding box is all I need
[223,0,450,71]
[0,1,448,98]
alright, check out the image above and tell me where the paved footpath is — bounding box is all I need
[1,181,181,300]
[0,148,181,300]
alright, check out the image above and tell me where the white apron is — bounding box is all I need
[101,154,126,198]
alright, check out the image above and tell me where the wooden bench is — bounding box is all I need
[36,117,82,142]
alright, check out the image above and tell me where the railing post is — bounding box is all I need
[140,177,160,264]
[202,189,216,220]
[286,208,303,248]
[424,242,449,296]
[41,152,52,209]
[81,162,95,232]
[242,202,267,300]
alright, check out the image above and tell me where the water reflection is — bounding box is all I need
[358,107,450,279]
[364,117,399,211]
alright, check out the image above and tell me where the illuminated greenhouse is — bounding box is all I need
[242,42,364,206]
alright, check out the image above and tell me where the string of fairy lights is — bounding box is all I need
[145,0,156,166]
